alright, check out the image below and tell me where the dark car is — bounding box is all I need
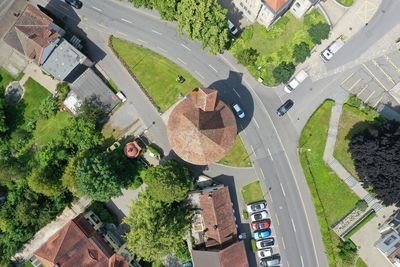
[276,99,294,116]
[65,0,82,9]
[260,254,281,267]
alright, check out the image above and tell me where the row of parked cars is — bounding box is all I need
[247,202,281,266]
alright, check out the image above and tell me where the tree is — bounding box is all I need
[75,152,127,201]
[0,95,7,134]
[155,0,180,20]
[308,22,330,45]
[237,48,259,66]
[177,0,229,54]
[61,157,78,193]
[292,42,311,63]
[78,96,108,123]
[61,118,101,152]
[349,120,400,205]
[37,96,58,120]
[142,160,193,203]
[124,191,191,262]
[56,83,70,103]
[272,62,295,84]
[337,241,357,263]
[28,166,65,197]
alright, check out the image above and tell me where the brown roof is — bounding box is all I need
[200,187,237,247]
[34,214,129,267]
[167,88,237,165]
[389,246,400,265]
[192,241,249,267]
[4,4,61,64]
[263,0,290,12]
[124,141,141,158]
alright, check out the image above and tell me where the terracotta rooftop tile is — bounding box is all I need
[263,0,290,12]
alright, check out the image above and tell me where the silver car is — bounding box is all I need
[246,202,266,213]
[251,211,269,222]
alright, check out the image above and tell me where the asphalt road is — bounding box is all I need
[27,0,397,266]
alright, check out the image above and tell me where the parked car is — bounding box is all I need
[251,219,270,231]
[116,91,127,103]
[107,141,121,152]
[276,99,294,116]
[256,238,274,249]
[246,202,266,213]
[228,20,239,36]
[257,248,272,259]
[253,229,271,240]
[251,211,269,222]
[65,0,82,9]
[284,70,308,93]
[260,254,281,267]
[232,104,245,119]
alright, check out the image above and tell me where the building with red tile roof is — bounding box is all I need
[167,88,237,165]
[34,214,129,267]
[263,0,291,13]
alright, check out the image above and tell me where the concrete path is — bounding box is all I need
[20,63,59,94]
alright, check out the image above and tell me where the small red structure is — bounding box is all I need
[124,141,141,158]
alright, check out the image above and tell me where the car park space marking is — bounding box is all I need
[251,145,257,158]
[267,148,274,161]
[137,38,148,44]
[280,183,286,197]
[92,6,103,12]
[208,64,218,73]
[348,78,362,91]
[180,43,191,51]
[300,255,305,267]
[268,191,273,203]
[116,31,127,37]
[385,55,400,74]
[363,63,388,91]
[260,168,266,180]
[232,87,241,98]
[357,84,369,97]
[373,95,383,108]
[372,59,395,85]
[291,218,297,232]
[194,71,205,80]
[365,90,375,103]
[97,23,108,29]
[275,214,279,225]
[281,237,286,250]
[341,72,355,85]
[121,18,133,24]
[157,47,167,53]
[151,29,162,35]
[253,118,260,128]
[176,57,186,65]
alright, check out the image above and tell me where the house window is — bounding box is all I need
[384,235,398,246]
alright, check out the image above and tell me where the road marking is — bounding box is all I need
[121,18,133,24]
[250,145,257,158]
[116,31,127,36]
[287,261,290,267]
[260,168,266,180]
[177,57,186,65]
[97,23,108,29]
[365,90,375,102]
[267,148,274,161]
[253,118,260,129]
[363,63,388,91]
[300,255,305,267]
[92,6,103,12]
[157,47,167,53]
[268,191,273,202]
[291,218,297,232]
[208,64,218,73]
[341,72,354,85]
[349,78,361,91]
[357,84,368,97]
[194,71,204,80]
[137,38,148,44]
[232,87,241,98]
[275,214,279,225]
[373,95,383,108]
[280,183,286,197]
[385,55,400,74]
[181,43,191,51]
[281,237,286,250]
[373,59,395,85]
[151,29,162,35]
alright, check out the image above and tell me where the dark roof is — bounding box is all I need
[4,4,63,64]
[200,187,237,247]
[167,88,237,165]
[192,241,249,267]
[34,214,129,267]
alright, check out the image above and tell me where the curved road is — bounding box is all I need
[32,0,396,266]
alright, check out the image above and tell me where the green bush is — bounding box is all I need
[148,145,161,158]
[293,42,311,63]
[88,201,119,225]
[237,48,259,66]
[243,210,249,220]
[272,62,295,84]
[308,22,330,45]
[250,239,257,253]
[37,96,58,120]
[56,83,70,103]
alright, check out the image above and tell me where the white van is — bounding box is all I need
[228,20,239,36]
[320,37,345,62]
[284,69,308,93]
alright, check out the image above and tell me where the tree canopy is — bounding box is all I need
[349,120,400,205]
[0,94,7,134]
[293,42,311,63]
[273,62,295,84]
[308,22,330,45]
[142,160,193,203]
[237,48,259,66]
[61,118,101,152]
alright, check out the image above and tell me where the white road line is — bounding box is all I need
[281,237,286,250]
[267,148,274,161]
[275,214,279,225]
[250,145,257,158]
[97,23,108,29]
[137,38,148,44]
[232,87,241,98]
[157,47,167,53]
[116,31,127,36]
[177,57,186,65]
[92,6,102,12]
[267,191,273,202]
[195,71,205,80]
[208,64,218,73]
[291,218,297,232]
[280,183,286,197]
[260,168,265,180]
[181,43,191,51]
[287,261,290,267]
[253,118,260,128]
[300,255,305,267]
[121,18,133,24]
[151,29,162,35]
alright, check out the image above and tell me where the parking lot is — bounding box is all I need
[340,50,400,108]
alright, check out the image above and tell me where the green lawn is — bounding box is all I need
[0,68,15,92]
[334,96,383,180]
[344,211,376,240]
[355,257,368,267]
[218,136,252,167]
[336,0,354,6]
[230,10,326,85]
[241,180,264,204]
[34,111,72,147]
[110,37,202,112]
[299,100,360,266]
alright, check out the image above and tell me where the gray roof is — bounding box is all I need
[191,250,220,267]
[42,38,86,81]
[70,68,119,113]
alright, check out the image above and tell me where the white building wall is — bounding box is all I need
[232,0,263,22]
[290,0,312,19]
[256,5,275,28]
